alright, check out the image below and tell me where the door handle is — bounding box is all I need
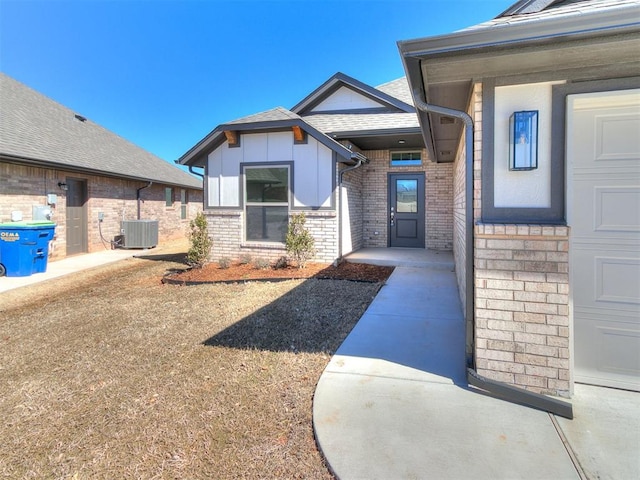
[390,208,395,226]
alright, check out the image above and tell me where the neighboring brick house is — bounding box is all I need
[0,73,203,261]
[400,0,640,400]
[178,73,454,263]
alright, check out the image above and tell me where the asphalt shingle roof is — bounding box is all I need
[0,73,201,189]
[467,0,639,30]
[302,111,419,134]
[299,76,418,134]
[225,106,302,125]
[375,77,414,106]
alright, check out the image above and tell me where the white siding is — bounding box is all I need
[293,137,334,208]
[207,131,334,209]
[311,86,383,112]
[220,143,242,206]
[317,145,333,207]
[207,149,222,207]
[267,131,293,161]
[244,133,269,163]
[293,138,318,206]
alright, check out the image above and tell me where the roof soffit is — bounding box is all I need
[399,2,640,163]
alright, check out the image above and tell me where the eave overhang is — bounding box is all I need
[399,3,640,163]
[177,118,368,167]
[328,127,425,151]
[1,153,203,190]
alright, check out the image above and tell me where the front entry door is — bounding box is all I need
[568,89,640,391]
[65,178,88,256]
[388,173,425,248]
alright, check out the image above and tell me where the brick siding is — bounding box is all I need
[359,149,453,250]
[453,83,571,397]
[474,224,570,397]
[203,209,337,264]
[1,162,202,261]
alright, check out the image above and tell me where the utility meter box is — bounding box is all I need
[33,206,53,221]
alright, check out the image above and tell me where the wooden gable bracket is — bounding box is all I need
[224,130,240,147]
[292,125,307,144]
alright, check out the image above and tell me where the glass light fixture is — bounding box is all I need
[509,110,538,171]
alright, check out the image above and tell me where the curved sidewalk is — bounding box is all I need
[313,261,631,479]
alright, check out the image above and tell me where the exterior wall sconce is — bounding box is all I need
[509,110,538,171]
[57,182,68,191]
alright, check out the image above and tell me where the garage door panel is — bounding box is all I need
[569,89,640,391]
[595,113,640,162]
[595,187,640,232]
[573,248,640,313]
[595,257,640,305]
[574,316,640,390]
[571,181,640,235]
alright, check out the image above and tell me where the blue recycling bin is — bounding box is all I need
[0,221,56,277]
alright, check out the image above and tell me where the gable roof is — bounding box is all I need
[399,0,640,162]
[177,106,367,167]
[179,73,424,166]
[291,72,415,115]
[0,73,202,189]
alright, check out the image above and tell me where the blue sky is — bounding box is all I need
[1,0,514,170]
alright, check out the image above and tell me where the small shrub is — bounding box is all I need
[239,253,253,265]
[253,257,271,270]
[218,257,232,269]
[186,212,213,268]
[274,256,289,269]
[285,213,316,269]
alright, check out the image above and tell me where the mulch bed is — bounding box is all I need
[163,261,395,285]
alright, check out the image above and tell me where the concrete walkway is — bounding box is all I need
[314,249,640,480]
[2,245,638,478]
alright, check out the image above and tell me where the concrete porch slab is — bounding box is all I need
[344,247,454,270]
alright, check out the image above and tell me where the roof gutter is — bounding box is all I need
[412,94,573,420]
[399,4,640,59]
[188,165,204,179]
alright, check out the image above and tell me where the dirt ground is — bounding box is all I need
[0,243,392,479]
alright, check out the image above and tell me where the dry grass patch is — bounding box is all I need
[0,249,382,479]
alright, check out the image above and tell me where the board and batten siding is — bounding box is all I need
[206,131,334,209]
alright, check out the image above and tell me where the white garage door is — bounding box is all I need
[567,89,640,391]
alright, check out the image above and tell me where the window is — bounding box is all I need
[180,189,188,220]
[391,151,422,166]
[244,166,289,242]
[165,187,173,207]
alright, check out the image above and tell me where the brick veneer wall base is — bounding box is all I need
[474,223,570,397]
[204,209,338,265]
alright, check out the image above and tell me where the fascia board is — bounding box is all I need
[292,72,415,114]
[178,119,361,167]
[399,5,640,59]
[1,154,203,190]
